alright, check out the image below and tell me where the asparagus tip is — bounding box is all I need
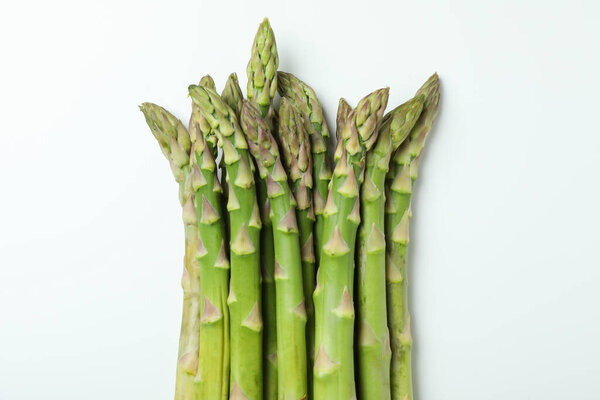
[198,74,216,90]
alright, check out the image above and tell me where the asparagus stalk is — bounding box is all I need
[256,186,277,400]
[246,19,279,400]
[356,96,424,400]
[313,88,389,400]
[259,198,278,400]
[275,98,316,398]
[386,74,440,400]
[241,100,308,400]
[189,85,263,400]
[188,76,230,399]
[192,138,230,400]
[140,103,199,400]
[277,71,332,262]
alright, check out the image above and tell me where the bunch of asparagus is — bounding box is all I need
[140,18,440,400]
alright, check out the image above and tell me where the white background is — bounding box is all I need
[1,0,599,399]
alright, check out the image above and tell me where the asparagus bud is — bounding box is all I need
[222,73,244,119]
[247,18,279,124]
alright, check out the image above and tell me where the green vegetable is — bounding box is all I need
[277,71,332,262]
[142,18,443,400]
[313,88,389,400]
[222,73,244,119]
[189,75,217,148]
[241,100,308,400]
[247,18,278,126]
[189,85,263,400]
[276,97,316,399]
[259,197,278,400]
[356,96,423,400]
[334,98,352,162]
[140,103,198,400]
[386,74,440,400]
[246,19,280,399]
[188,75,230,400]
[220,72,244,247]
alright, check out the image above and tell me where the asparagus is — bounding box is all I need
[246,19,280,400]
[386,74,440,400]
[275,98,316,398]
[259,199,278,400]
[189,75,217,146]
[221,72,245,247]
[187,76,230,400]
[222,73,245,119]
[247,18,278,126]
[313,88,389,400]
[334,98,352,162]
[241,100,308,400]
[277,71,332,262]
[356,96,424,400]
[140,103,199,400]
[189,85,263,400]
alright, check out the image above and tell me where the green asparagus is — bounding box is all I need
[189,85,263,400]
[386,74,440,400]
[356,96,424,400]
[241,100,308,400]
[189,75,217,147]
[141,18,443,400]
[140,103,198,400]
[277,71,332,262]
[334,98,352,162]
[275,98,316,399]
[313,88,389,400]
[222,73,245,119]
[188,75,230,400]
[259,198,278,400]
[246,19,280,400]
[220,72,244,247]
[247,18,278,126]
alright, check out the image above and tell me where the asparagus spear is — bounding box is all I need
[277,71,333,397]
[277,71,332,262]
[187,76,230,399]
[140,103,199,400]
[313,88,389,400]
[220,72,245,247]
[189,85,263,400]
[259,198,278,400]
[356,96,424,400]
[275,98,316,399]
[386,74,440,400]
[241,100,308,400]
[192,138,230,400]
[246,19,279,400]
